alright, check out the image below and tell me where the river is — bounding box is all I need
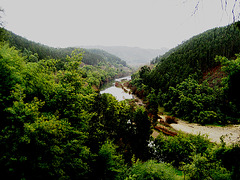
[100,76,134,101]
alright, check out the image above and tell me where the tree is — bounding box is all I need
[184,154,231,180]
[0,44,25,118]
[120,160,178,180]
[0,46,96,179]
[130,106,152,160]
[96,141,125,180]
[153,132,211,167]
[139,65,151,85]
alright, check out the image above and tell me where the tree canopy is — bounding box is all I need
[131,23,240,124]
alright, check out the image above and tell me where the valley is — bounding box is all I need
[1,5,240,178]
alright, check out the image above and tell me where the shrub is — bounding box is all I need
[119,160,179,180]
[183,154,231,180]
[153,132,211,167]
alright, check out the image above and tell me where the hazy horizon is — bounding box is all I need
[1,0,237,50]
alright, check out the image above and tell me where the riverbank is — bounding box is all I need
[115,78,145,106]
[100,76,134,101]
[118,79,240,145]
[153,115,240,144]
[171,119,240,144]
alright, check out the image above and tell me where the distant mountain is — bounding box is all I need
[80,45,168,66]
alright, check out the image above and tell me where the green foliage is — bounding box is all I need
[153,132,212,167]
[21,115,92,179]
[151,24,240,72]
[0,27,10,42]
[88,94,152,161]
[7,31,127,67]
[183,154,231,180]
[22,48,39,62]
[0,44,25,116]
[216,55,240,118]
[214,142,240,180]
[139,65,151,85]
[5,30,132,88]
[0,44,101,179]
[0,44,97,179]
[96,141,125,180]
[131,23,240,124]
[0,43,136,179]
[81,63,124,88]
[87,48,127,67]
[119,160,179,180]
[65,48,83,71]
[131,106,152,159]
[88,93,131,146]
[160,75,222,124]
[153,131,240,179]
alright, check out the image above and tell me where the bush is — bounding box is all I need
[183,154,231,180]
[198,110,218,125]
[119,160,179,180]
[95,141,125,180]
[153,132,211,167]
[215,143,240,180]
[160,75,223,124]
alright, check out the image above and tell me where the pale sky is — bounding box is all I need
[1,0,236,49]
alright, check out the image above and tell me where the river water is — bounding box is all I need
[100,76,134,101]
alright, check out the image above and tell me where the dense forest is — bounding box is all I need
[6,30,130,89]
[0,20,240,180]
[131,23,240,125]
[8,31,127,67]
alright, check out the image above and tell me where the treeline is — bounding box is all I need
[7,30,127,67]
[131,23,240,124]
[150,24,240,92]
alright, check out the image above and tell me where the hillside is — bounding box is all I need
[1,29,133,89]
[131,23,240,125]
[147,24,240,92]
[7,31,127,68]
[81,45,168,67]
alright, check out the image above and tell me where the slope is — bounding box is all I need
[149,24,240,92]
[7,31,127,67]
[131,23,240,124]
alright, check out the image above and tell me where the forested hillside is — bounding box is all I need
[131,23,240,125]
[4,30,131,88]
[8,31,127,67]
[150,24,240,89]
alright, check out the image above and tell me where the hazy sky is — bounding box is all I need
[1,0,236,49]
